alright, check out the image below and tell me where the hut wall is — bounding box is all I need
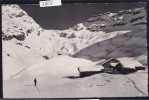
[104,68,114,73]
[135,67,146,70]
[115,63,123,72]
[121,68,137,74]
[104,63,123,74]
[79,71,104,77]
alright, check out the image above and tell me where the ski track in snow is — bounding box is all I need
[124,76,147,97]
[12,67,28,79]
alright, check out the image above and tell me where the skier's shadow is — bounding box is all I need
[35,86,40,92]
[25,85,40,93]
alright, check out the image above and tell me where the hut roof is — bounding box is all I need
[101,58,119,65]
[118,60,143,69]
[78,65,104,72]
[96,60,106,65]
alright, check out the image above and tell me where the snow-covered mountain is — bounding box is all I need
[2,5,58,79]
[2,4,147,80]
[73,7,147,62]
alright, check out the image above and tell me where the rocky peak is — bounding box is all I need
[85,7,146,32]
[2,4,44,41]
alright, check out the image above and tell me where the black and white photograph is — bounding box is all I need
[2,2,148,98]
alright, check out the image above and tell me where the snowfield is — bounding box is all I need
[2,4,148,98]
[3,72,148,98]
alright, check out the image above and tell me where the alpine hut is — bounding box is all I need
[97,57,145,74]
[99,58,121,73]
[117,59,144,74]
[78,65,104,77]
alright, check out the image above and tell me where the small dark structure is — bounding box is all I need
[100,58,121,73]
[78,65,104,77]
[114,62,137,74]
[135,66,146,70]
[79,71,102,77]
[118,60,144,74]
[78,58,145,77]
[99,58,144,74]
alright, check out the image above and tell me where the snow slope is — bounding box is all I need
[3,72,148,98]
[16,55,96,78]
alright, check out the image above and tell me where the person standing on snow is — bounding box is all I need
[34,78,37,86]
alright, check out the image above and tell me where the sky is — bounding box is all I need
[20,3,146,30]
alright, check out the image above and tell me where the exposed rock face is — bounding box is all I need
[85,7,146,33]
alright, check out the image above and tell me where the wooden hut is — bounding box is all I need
[99,58,144,74]
[78,65,104,77]
[100,58,120,73]
[118,60,144,74]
